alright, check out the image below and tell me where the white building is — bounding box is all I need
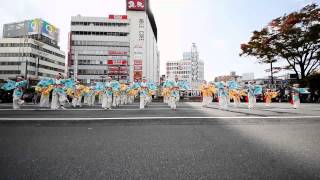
[0,19,65,81]
[241,73,255,81]
[68,0,159,84]
[166,43,204,89]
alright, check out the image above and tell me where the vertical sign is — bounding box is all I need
[133,46,143,80]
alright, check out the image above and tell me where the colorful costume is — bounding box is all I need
[139,82,148,109]
[72,84,85,108]
[36,79,53,108]
[51,78,68,110]
[291,87,309,109]
[101,81,113,110]
[200,83,215,107]
[13,80,27,109]
[170,86,180,110]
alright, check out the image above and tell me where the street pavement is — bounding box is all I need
[0,102,320,179]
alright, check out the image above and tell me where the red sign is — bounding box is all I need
[107,60,128,65]
[134,71,143,80]
[134,60,142,65]
[127,0,145,11]
[108,66,119,71]
[108,15,128,20]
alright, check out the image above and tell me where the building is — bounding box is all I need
[68,0,159,84]
[0,19,65,81]
[166,43,204,89]
[214,71,241,82]
[241,72,255,81]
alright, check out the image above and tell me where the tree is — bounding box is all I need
[240,4,320,82]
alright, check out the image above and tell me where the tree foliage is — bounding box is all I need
[240,4,320,80]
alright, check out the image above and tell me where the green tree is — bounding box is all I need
[240,4,320,81]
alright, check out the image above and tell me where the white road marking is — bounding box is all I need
[0,108,201,111]
[0,116,319,121]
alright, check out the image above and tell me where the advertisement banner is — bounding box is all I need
[41,20,59,41]
[28,19,41,34]
[134,71,143,80]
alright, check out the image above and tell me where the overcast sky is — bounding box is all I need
[0,0,318,81]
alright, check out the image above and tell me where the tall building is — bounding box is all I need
[166,43,204,89]
[0,19,65,81]
[68,0,159,84]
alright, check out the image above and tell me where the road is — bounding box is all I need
[0,102,320,179]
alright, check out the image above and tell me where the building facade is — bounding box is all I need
[0,19,65,81]
[214,71,241,82]
[68,0,159,84]
[166,43,204,89]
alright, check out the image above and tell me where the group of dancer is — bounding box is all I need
[161,76,190,110]
[1,74,308,110]
[199,80,308,109]
[1,73,159,110]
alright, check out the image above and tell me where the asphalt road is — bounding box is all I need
[0,102,320,179]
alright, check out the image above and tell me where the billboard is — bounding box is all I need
[127,0,146,11]
[41,20,59,40]
[28,18,41,34]
[27,19,59,42]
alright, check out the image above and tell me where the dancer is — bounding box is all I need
[120,83,128,105]
[126,82,135,104]
[36,79,53,108]
[51,73,68,110]
[170,85,180,110]
[12,76,27,109]
[200,80,215,107]
[102,77,113,110]
[247,81,256,109]
[229,89,241,107]
[218,82,229,109]
[291,84,301,109]
[72,81,84,108]
[264,89,276,107]
[139,78,148,109]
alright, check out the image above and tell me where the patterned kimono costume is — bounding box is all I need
[200,84,213,107]
[12,82,26,109]
[39,85,52,108]
[170,88,180,110]
[264,92,273,107]
[292,88,300,109]
[139,83,148,109]
[248,84,256,109]
[51,79,67,110]
[218,87,229,109]
[102,82,113,110]
[72,85,83,108]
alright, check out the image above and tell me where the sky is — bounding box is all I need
[0,0,319,81]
